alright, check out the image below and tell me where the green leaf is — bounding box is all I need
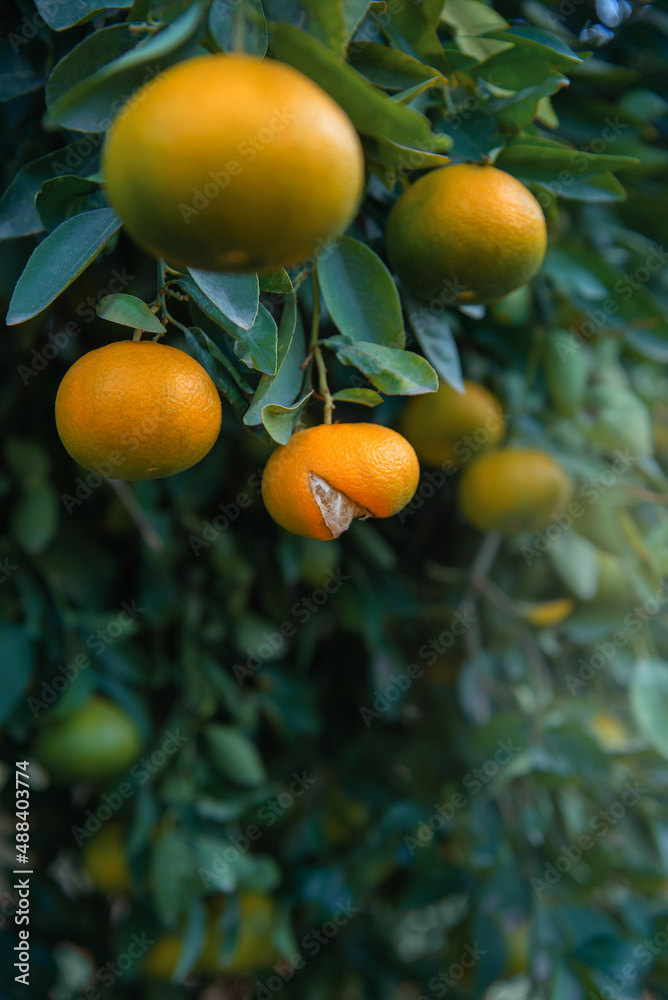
[545,172,627,203]
[441,0,508,36]
[485,26,584,68]
[0,140,100,241]
[486,73,570,132]
[348,41,447,90]
[205,723,267,786]
[362,134,450,170]
[341,0,371,44]
[184,278,277,376]
[495,137,640,184]
[243,297,305,425]
[272,23,434,150]
[183,327,249,420]
[369,0,450,74]
[209,0,268,57]
[0,627,35,725]
[0,43,46,102]
[35,175,105,232]
[35,0,133,30]
[260,269,293,294]
[317,237,405,348]
[188,268,260,331]
[332,341,438,395]
[331,387,383,406]
[261,392,314,444]
[12,487,60,555]
[547,530,600,601]
[96,293,166,333]
[299,0,346,54]
[630,659,668,761]
[6,208,121,325]
[405,297,464,392]
[46,4,206,131]
[172,897,207,984]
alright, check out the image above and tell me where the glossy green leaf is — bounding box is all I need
[243,297,304,425]
[205,723,267,786]
[630,659,668,760]
[369,0,449,74]
[486,73,569,131]
[362,134,450,169]
[96,293,166,333]
[183,327,249,420]
[260,269,293,294]
[299,0,346,54]
[35,175,104,232]
[6,208,121,325]
[184,278,276,376]
[0,140,100,241]
[341,0,371,44]
[0,43,46,102]
[272,23,434,150]
[208,0,268,56]
[547,530,600,600]
[332,341,438,395]
[12,487,60,555]
[261,392,314,444]
[331,387,384,406]
[405,297,464,392]
[0,627,35,725]
[317,237,405,348]
[441,0,508,35]
[35,0,133,30]
[348,41,447,90]
[188,268,260,332]
[46,4,206,131]
[495,138,640,183]
[172,897,206,984]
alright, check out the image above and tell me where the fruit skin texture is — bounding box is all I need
[262,423,420,541]
[102,54,365,273]
[55,340,222,481]
[82,823,132,893]
[34,696,142,782]
[458,448,572,534]
[400,378,505,468]
[386,163,547,305]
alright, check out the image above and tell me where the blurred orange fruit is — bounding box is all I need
[520,598,574,627]
[55,340,222,481]
[82,823,132,893]
[401,378,505,467]
[262,423,420,540]
[386,163,546,304]
[458,448,572,533]
[103,54,365,273]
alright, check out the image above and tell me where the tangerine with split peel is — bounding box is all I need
[262,423,420,540]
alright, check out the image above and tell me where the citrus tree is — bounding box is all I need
[2,0,668,999]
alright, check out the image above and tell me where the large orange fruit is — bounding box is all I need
[458,448,572,533]
[386,163,547,304]
[262,423,420,540]
[102,54,365,273]
[401,378,505,467]
[55,340,222,481]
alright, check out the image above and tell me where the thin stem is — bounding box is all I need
[310,278,334,424]
[108,479,164,553]
[132,328,143,341]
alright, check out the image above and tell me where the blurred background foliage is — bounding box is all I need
[2,0,668,999]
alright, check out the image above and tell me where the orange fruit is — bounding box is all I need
[458,448,572,533]
[386,163,547,304]
[82,823,132,894]
[102,54,365,273]
[400,378,505,467]
[262,423,420,540]
[519,598,574,627]
[55,340,222,481]
[34,696,142,783]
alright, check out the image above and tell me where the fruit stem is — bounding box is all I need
[310,277,334,425]
[132,328,143,341]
